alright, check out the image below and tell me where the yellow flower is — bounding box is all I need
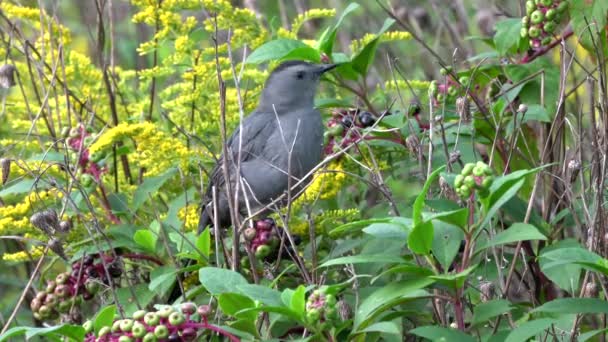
[178,204,199,232]
[2,245,45,262]
[350,31,413,53]
[296,161,346,204]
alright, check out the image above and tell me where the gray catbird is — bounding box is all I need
[198,60,336,233]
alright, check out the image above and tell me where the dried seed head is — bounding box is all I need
[456,97,470,122]
[568,159,581,171]
[583,282,598,298]
[479,281,495,302]
[337,299,352,321]
[405,135,421,155]
[58,220,72,233]
[434,115,444,124]
[0,158,10,185]
[449,151,462,164]
[48,238,68,260]
[517,103,528,113]
[0,64,16,89]
[30,210,60,236]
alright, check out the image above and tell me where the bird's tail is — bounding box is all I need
[197,205,211,234]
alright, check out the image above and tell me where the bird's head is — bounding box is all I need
[258,60,336,113]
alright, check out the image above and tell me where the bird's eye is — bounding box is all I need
[296,71,305,80]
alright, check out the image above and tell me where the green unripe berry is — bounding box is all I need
[464,175,475,187]
[168,312,186,326]
[472,166,485,177]
[448,85,458,97]
[325,307,338,320]
[454,174,464,188]
[526,1,536,14]
[540,0,553,6]
[458,76,470,86]
[85,279,100,294]
[440,67,451,76]
[119,319,134,332]
[83,136,94,146]
[459,186,471,198]
[132,322,147,338]
[325,294,337,306]
[55,273,68,285]
[520,27,529,38]
[111,319,122,332]
[89,151,104,163]
[545,8,558,20]
[154,324,169,339]
[462,163,475,175]
[83,320,93,333]
[328,124,344,137]
[158,306,174,318]
[530,10,544,24]
[436,93,446,102]
[143,333,158,342]
[46,281,56,293]
[98,326,111,337]
[307,308,321,322]
[144,312,160,326]
[543,21,556,33]
[530,26,541,38]
[80,173,94,187]
[56,300,71,313]
[118,337,133,342]
[541,37,552,46]
[132,309,147,320]
[482,176,494,189]
[255,244,271,258]
[557,1,568,12]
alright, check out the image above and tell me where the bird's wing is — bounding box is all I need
[205,111,277,198]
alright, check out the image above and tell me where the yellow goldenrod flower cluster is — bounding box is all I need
[0,190,60,236]
[2,245,45,262]
[295,161,347,205]
[178,204,199,232]
[90,122,192,177]
[350,31,413,53]
[289,208,360,236]
[384,79,432,92]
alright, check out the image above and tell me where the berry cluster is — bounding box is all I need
[83,303,224,342]
[521,0,568,48]
[453,162,494,199]
[429,71,473,106]
[30,254,122,322]
[242,218,279,260]
[64,125,106,186]
[305,289,339,329]
[323,108,376,155]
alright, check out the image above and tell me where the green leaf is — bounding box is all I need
[290,285,306,320]
[493,18,523,55]
[94,305,116,335]
[359,321,401,335]
[282,46,321,63]
[475,223,546,254]
[413,166,446,225]
[532,298,608,315]
[429,265,477,289]
[133,229,157,254]
[351,18,395,75]
[539,240,587,293]
[432,221,464,270]
[570,0,608,53]
[410,325,476,342]
[116,284,155,316]
[428,208,469,230]
[580,328,608,342]
[408,220,434,255]
[236,284,283,307]
[363,222,409,240]
[472,299,513,326]
[317,2,360,54]
[479,179,524,230]
[319,255,404,267]
[0,178,38,196]
[330,218,392,236]
[0,324,86,341]
[353,277,433,331]
[247,39,309,64]
[218,292,256,318]
[132,168,177,210]
[522,104,550,123]
[505,318,556,342]
[149,266,177,296]
[199,267,248,295]
[196,228,211,258]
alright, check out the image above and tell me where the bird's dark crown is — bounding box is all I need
[270,60,313,74]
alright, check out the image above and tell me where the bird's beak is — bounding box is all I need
[315,63,337,75]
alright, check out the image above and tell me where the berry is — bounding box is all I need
[158,306,175,318]
[85,279,100,294]
[132,322,147,338]
[54,284,69,297]
[541,37,552,46]
[255,245,271,258]
[132,309,147,320]
[181,302,197,315]
[82,320,93,333]
[526,1,536,15]
[44,294,58,307]
[358,111,375,127]
[557,1,568,12]
[30,299,42,312]
[521,16,529,25]
[118,336,133,342]
[80,174,94,187]
[144,312,160,326]
[154,324,169,339]
[328,124,344,136]
[307,308,321,322]
[543,21,556,33]
[109,261,122,277]
[528,26,541,38]
[119,319,134,332]
[545,8,557,20]
[482,176,494,189]
[46,281,57,293]
[340,116,353,128]
[458,76,470,86]
[168,311,186,326]
[55,273,69,285]
[462,163,474,175]
[83,254,95,266]
[98,326,111,337]
[143,333,158,342]
[540,0,553,6]
[56,300,71,313]
[243,227,257,241]
[181,327,197,341]
[168,333,182,342]
[520,27,528,38]
[198,304,211,317]
[530,10,544,24]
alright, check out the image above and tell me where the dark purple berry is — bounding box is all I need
[181,327,197,341]
[340,116,353,128]
[108,261,122,278]
[167,333,182,342]
[358,111,375,127]
[86,267,98,278]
